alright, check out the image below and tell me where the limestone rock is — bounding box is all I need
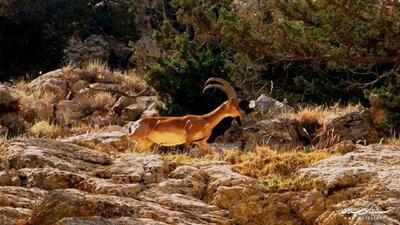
[56,100,86,125]
[98,154,172,184]
[203,162,299,225]
[61,130,129,153]
[0,186,48,225]
[243,119,299,151]
[135,96,158,108]
[291,144,400,224]
[30,69,68,102]
[31,100,55,121]
[318,110,381,146]
[121,104,146,121]
[65,35,111,64]
[56,217,168,225]
[4,137,399,225]
[252,94,295,118]
[18,168,86,190]
[26,189,230,225]
[141,107,158,117]
[0,84,20,113]
[3,139,112,172]
[112,96,136,115]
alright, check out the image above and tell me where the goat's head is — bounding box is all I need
[203,77,245,120]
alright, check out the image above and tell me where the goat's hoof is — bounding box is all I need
[213,147,224,155]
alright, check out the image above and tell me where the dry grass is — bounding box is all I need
[76,60,148,94]
[75,92,116,116]
[15,80,30,93]
[93,92,116,109]
[162,146,332,191]
[221,147,331,190]
[15,80,36,110]
[279,103,363,126]
[0,137,8,158]
[0,136,6,146]
[386,137,400,146]
[16,78,58,114]
[29,121,66,138]
[276,103,363,148]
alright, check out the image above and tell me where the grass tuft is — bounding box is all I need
[29,121,66,138]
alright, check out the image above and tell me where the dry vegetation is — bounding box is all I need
[75,92,116,116]
[73,60,148,94]
[280,104,363,148]
[1,61,151,139]
[163,146,332,191]
[28,121,66,138]
[385,137,400,146]
[280,103,363,126]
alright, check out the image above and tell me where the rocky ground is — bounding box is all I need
[0,132,399,225]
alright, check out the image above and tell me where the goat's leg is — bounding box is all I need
[194,140,214,155]
[183,139,192,154]
[136,139,153,152]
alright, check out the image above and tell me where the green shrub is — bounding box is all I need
[370,84,400,133]
[146,25,233,115]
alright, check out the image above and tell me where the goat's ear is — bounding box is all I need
[248,100,256,109]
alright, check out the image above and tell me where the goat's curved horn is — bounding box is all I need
[203,84,226,94]
[204,78,237,100]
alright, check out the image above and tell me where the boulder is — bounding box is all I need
[0,84,20,113]
[112,96,136,115]
[71,80,89,93]
[141,108,158,118]
[55,217,168,225]
[86,111,123,128]
[135,96,158,108]
[29,69,68,102]
[121,104,146,121]
[291,144,400,225]
[318,110,381,147]
[31,100,55,121]
[243,119,299,151]
[56,100,86,125]
[61,130,129,153]
[252,94,295,118]
[141,102,159,118]
[203,162,299,225]
[0,186,48,225]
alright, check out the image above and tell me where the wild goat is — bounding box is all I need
[128,78,245,154]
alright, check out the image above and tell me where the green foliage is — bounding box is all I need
[371,84,400,132]
[155,0,400,106]
[146,26,232,115]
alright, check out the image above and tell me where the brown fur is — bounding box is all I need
[129,99,244,154]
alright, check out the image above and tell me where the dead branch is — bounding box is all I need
[88,83,149,98]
